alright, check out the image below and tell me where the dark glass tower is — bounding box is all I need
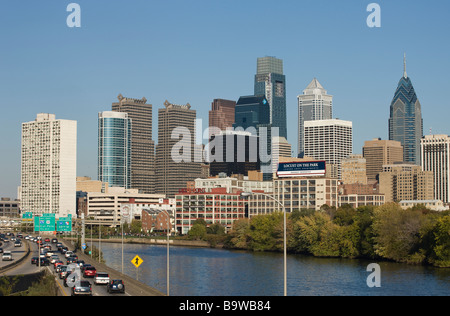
[254,57,287,139]
[389,55,423,165]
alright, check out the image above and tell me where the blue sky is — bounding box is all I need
[1,0,450,198]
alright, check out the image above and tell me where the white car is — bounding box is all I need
[65,251,74,258]
[94,273,110,285]
[2,251,12,261]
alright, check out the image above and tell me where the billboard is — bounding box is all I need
[277,161,326,178]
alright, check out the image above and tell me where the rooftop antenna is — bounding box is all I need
[403,53,407,78]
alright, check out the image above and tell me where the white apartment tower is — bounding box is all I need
[298,78,333,157]
[304,119,353,179]
[21,114,77,217]
[421,134,450,203]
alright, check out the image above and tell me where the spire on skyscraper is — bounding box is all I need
[403,53,407,79]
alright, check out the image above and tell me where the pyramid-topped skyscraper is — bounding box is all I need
[389,54,423,165]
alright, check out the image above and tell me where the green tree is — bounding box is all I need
[248,212,284,252]
[431,215,450,267]
[225,219,250,249]
[188,219,207,240]
[372,203,426,264]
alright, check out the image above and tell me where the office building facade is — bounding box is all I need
[208,99,236,139]
[303,119,353,179]
[388,55,423,165]
[21,113,77,217]
[254,57,287,139]
[379,164,434,203]
[112,94,155,194]
[363,138,404,182]
[421,134,450,203]
[98,111,132,189]
[155,101,202,197]
[297,78,333,157]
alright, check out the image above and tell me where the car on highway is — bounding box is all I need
[2,251,12,261]
[107,280,125,294]
[94,273,110,285]
[36,257,50,266]
[72,281,92,296]
[0,248,3,254]
[14,240,22,247]
[65,251,74,258]
[83,266,97,278]
[59,266,69,279]
[31,257,39,264]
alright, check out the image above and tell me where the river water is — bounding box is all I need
[99,243,450,296]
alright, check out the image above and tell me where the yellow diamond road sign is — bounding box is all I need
[131,255,144,268]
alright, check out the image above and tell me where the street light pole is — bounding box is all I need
[241,191,287,296]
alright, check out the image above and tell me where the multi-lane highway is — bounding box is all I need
[1,234,164,296]
[1,236,129,296]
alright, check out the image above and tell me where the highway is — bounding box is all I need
[1,235,164,296]
[1,237,129,296]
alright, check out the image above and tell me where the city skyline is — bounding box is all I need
[2,1,450,198]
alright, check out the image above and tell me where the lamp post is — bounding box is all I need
[241,191,287,296]
[146,209,171,296]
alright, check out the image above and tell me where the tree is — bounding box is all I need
[188,219,207,240]
[372,203,426,264]
[431,215,450,267]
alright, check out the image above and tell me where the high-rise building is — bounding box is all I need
[254,56,287,139]
[341,154,367,185]
[363,138,404,182]
[208,99,236,139]
[155,101,202,197]
[272,136,292,173]
[421,134,450,203]
[379,164,434,203]
[389,54,423,165]
[208,131,260,177]
[297,78,333,157]
[233,95,273,179]
[21,113,77,217]
[98,111,132,189]
[304,119,353,179]
[112,94,155,194]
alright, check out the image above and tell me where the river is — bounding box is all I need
[99,243,450,296]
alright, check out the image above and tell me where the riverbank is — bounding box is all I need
[65,237,221,248]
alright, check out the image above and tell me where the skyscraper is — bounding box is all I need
[208,99,236,139]
[304,119,353,179]
[297,78,333,157]
[21,113,77,217]
[254,56,287,139]
[112,94,155,194]
[421,134,450,203]
[362,138,404,182]
[233,95,273,179]
[98,111,132,189]
[155,101,202,197]
[389,54,423,165]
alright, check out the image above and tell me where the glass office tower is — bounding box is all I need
[388,55,423,165]
[254,56,287,139]
[98,111,132,189]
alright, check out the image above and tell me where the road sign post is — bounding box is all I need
[131,255,144,281]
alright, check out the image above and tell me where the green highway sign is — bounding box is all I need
[22,212,33,220]
[57,215,72,232]
[34,213,56,232]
